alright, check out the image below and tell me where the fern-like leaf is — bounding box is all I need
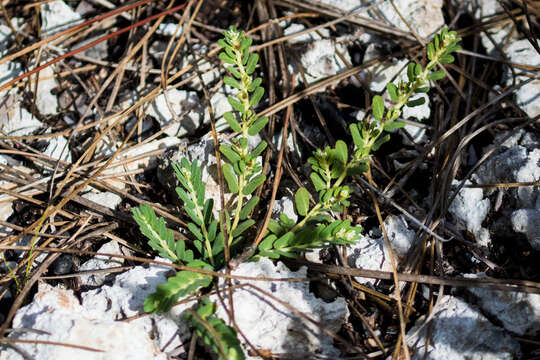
[143,260,213,313]
[185,297,245,360]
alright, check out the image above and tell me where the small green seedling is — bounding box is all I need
[132,27,461,360]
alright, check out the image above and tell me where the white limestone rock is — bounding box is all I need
[503,39,540,118]
[348,215,415,285]
[78,241,124,287]
[366,0,444,39]
[293,39,351,87]
[0,94,42,137]
[0,282,167,360]
[146,89,204,137]
[466,273,540,336]
[282,22,330,44]
[316,0,444,38]
[35,65,59,115]
[511,209,540,251]
[212,257,348,359]
[43,136,72,166]
[407,295,521,360]
[463,0,515,55]
[81,188,122,211]
[448,180,491,246]
[81,260,190,356]
[40,0,82,36]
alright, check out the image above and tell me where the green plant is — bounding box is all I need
[257,29,461,258]
[131,27,461,360]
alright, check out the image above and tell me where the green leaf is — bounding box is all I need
[274,231,294,249]
[267,219,283,235]
[383,120,406,131]
[185,207,202,226]
[240,36,252,51]
[310,172,326,191]
[175,187,193,208]
[248,77,262,92]
[279,213,296,229]
[252,140,267,157]
[246,53,259,75]
[232,219,255,238]
[208,220,218,242]
[223,76,241,90]
[239,196,259,219]
[249,87,264,107]
[406,97,426,107]
[223,112,242,132]
[217,39,228,49]
[144,260,213,313]
[407,62,416,82]
[227,96,244,113]
[187,222,203,241]
[349,123,362,147]
[294,187,310,217]
[427,42,434,60]
[372,134,391,151]
[414,63,422,76]
[132,204,178,263]
[203,199,214,225]
[185,298,245,360]
[219,144,241,163]
[242,174,265,195]
[248,116,268,136]
[439,54,454,64]
[372,95,384,121]
[386,83,399,102]
[427,70,445,81]
[259,234,276,251]
[334,140,348,165]
[222,163,239,194]
[414,86,430,93]
[218,52,235,65]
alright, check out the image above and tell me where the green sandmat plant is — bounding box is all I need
[132,26,461,360]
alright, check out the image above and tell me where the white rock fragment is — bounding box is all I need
[156,23,183,38]
[511,209,540,250]
[43,136,72,165]
[78,241,124,287]
[407,295,521,360]
[0,156,14,236]
[464,0,515,55]
[368,0,444,38]
[81,187,122,211]
[272,196,298,223]
[146,89,204,137]
[362,46,408,93]
[282,22,330,44]
[294,39,351,86]
[213,257,348,359]
[0,24,12,54]
[178,44,222,90]
[473,133,539,209]
[35,65,59,115]
[316,0,443,38]
[503,39,540,118]
[40,0,82,36]
[348,216,415,285]
[81,260,190,355]
[466,274,540,336]
[1,282,167,360]
[448,180,491,246]
[401,123,428,145]
[384,215,416,256]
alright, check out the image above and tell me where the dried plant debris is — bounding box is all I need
[0,1,539,359]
